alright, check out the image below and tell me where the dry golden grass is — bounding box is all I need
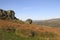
[0,19,60,40]
[0,19,60,35]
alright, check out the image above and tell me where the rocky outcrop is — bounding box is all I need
[0,9,17,20]
[26,19,32,24]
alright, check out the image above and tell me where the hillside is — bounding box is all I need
[0,9,60,40]
[0,19,60,40]
[33,18,60,27]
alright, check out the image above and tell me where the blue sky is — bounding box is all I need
[0,0,60,20]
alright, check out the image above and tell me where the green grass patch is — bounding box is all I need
[0,30,59,40]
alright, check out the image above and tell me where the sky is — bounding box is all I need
[0,0,60,20]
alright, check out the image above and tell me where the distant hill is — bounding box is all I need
[33,18,60,27]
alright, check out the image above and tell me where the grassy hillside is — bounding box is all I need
[0,30,60,40]
[33,18,60,27]
[0,9,60,40]
[0,19,60,40]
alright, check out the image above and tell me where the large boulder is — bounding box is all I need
[0,9,7,19]
[7,10,15,19]
[0,9,3,17]
[0,9,18,20]
[26,19,32,24]
[3,10,7,18]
